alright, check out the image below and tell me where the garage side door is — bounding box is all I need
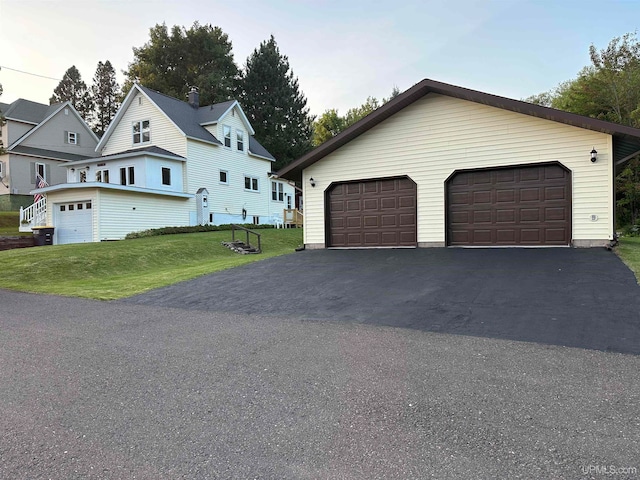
[327,177,417,247]
[55,201,93,244]
[447,164,571,246]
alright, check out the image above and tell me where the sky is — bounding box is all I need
[1,0,640,117]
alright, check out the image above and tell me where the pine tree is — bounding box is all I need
[50,66,93,123]
[240,35,314,170]
[91,61,120,137]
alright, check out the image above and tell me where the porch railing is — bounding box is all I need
[19,198,47,232]
[283,208,303,227]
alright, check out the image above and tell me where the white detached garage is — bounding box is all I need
[278,79,640,249]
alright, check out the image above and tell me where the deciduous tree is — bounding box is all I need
[124,22,239,105]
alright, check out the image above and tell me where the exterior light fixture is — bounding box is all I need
[590,148,598,163]
[309,177,316,187]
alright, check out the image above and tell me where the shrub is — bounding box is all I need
[125,224,275,239]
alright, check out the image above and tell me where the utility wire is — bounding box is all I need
[0,66,62,82]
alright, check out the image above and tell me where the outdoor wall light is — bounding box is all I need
[590,148,598,163]
[309,177,316,187]
[70,168,75,172]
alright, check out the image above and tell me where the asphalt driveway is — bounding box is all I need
[124,248,640,354]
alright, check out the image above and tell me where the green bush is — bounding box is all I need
[621,224,640,237]
[125,223,275,239]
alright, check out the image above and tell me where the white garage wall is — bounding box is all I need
[303,93,613,247]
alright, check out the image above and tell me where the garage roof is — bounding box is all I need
[277,78,640,181]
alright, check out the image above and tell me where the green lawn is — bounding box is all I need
[616,236,640,282]
[0,211,30,236]
[0,229,303,300]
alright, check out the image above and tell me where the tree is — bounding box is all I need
[50,66,93,122]
[91,60,120,137]
[311,87,401,146]
[617,156,640,227]
[239,35,314,170]
[522,91,554,107]
[312,109,345,146]
[124,22,239,105]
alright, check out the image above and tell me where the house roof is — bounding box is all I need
[8,101,99,151]
[277,78,640,181]
[0,99,59,124]
[64,145,186,167]
[97,84,271,159]
[32,182,194,199]
[10,145,92,162]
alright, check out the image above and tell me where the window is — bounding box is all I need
[60,205,66,212]
[253,216,260,225]
[68,132,77,145]
[96,169,109,183]
[223,125,231,148]
[236,130,244,151]
[271,181,284,202]
[69,204,75,211]
[79,169,87,183]
[77,203,83,210]
[35,162,46,182]
[86,202,92,209]
[244,175,259,191]
[161,167,171,186]
[219,170,228,184]
[132,120,150,144]
[120,166,135,185]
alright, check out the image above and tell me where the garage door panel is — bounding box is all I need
[545,207,566,221]
[496,229,516,243]
[520,188,540,202]
[496,189,515,203]
[328,177,416,247]
[496,209,515,223]
[447,164,570,246]
[55,201,93,245]
[474,210,492,223]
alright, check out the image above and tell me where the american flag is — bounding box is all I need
[34,174,48,203]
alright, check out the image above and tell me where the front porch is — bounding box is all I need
[19,197,47,232]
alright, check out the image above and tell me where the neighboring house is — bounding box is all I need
[0,98,99,210]
[26,84,296,244]
[278,78,640,249]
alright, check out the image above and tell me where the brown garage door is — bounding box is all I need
[447,163,571,246]
[327,177,417,247]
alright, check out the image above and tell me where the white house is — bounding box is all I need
[278,78,640,249]
[24,84,296,244]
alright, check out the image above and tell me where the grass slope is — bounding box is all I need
[0,229,303,299]
[616,236,640,283]
[0,211,29,236]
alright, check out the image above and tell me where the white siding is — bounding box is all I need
[187,113,276,223]
[304,93,613,246]
[97,190,191,240]
[102,91,187,157]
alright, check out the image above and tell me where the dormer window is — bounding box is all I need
[236,130,244,151]
[223,125,231,148]
[133,120,150,144]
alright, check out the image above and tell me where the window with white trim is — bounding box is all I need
[35,162,46,182]
[271,181,284,201]
[120,166,135,185]
[244,175,259,192]
[236,129,244,151]
[219,170,228,184]
[223,125,231,148]
[96,169,109,183]
[132,120,150,144]
[68,131,78,145]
